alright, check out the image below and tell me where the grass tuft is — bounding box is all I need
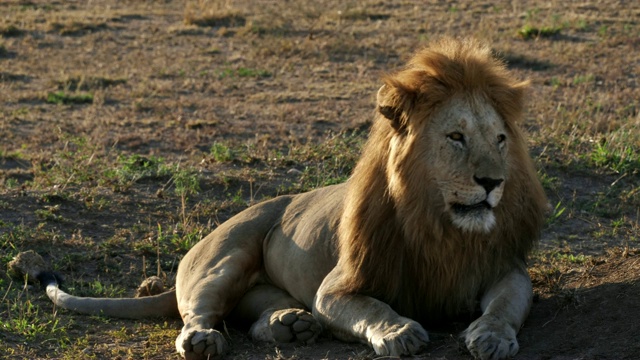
[517,25,561,40]
[46,91,94,105]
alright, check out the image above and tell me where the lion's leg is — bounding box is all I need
[175,250,262,360]
[313,268,429,356]
[173,196,294,360]
[232,284,322,344]
[463,263,532,360]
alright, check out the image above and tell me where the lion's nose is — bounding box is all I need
[473,176,503,194]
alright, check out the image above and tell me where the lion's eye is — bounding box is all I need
[447,132,464,142]
[497,134,507,143]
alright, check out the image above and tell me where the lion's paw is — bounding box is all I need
[176,328,227,360]
[369,320,429,356]
[251,308,322,344]
[463,315,519,360]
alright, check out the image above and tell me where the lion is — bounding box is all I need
[34,38,547,360]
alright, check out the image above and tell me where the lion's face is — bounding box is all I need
[421,95,508,233]
[382,89,509,234]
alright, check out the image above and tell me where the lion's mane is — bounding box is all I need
[330,38,548,323]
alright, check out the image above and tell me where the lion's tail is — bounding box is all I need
[37,271,180,319]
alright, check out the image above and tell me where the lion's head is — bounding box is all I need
[333,38,548,319]
[375,38,537,234]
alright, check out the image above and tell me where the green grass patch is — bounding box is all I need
[46,91,94,105]
[0,296,71,344]
[210,142,234,162]
[104,154,171,190]
[517,25,561,40]
[587,128,640,175]
[280,132,364,192]
[589,141,639,174]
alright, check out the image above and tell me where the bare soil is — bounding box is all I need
[1,0,638,359]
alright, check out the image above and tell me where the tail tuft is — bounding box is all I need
[36,271,64,290]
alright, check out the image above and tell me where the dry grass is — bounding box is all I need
[0,0,638,358]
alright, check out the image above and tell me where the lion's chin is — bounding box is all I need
[450,203,496,233]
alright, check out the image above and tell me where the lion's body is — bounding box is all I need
[40,38,547,360]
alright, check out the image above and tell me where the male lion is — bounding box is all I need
[37,38,547,360]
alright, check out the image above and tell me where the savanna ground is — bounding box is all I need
[0,0,638,359]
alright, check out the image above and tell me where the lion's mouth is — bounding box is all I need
[451,201,492,214]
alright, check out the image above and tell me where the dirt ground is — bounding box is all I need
[1,0,639,359]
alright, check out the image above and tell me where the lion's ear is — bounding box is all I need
[376,84,414,133]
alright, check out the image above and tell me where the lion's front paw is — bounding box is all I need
[176,328,228,360]
[463,315,519,360]
[369,320,429,356]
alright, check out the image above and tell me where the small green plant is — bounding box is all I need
[555,253,589,264]
[3,177,19,189]
[597,25,608,37]
[173,168,200,199]
[46,91,94,105]
[210,142,234,162]
[35,206,64,222]
[538,171,560,191]
[173,224,204,252]
[228,188,246,206]
[108,327,131,341]
[237,67,271,77]
[156,222,203,253]
[572,74,594,85]
[547,201,567,226]
[574,18,589,31]
[88,279,126,297]
[517,25,561,40]
[171,166,201,225]
[549,76,562,88]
